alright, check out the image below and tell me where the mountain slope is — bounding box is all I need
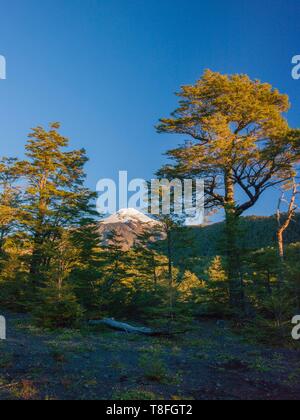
[191,213,300,257]
[97,208,161,250]
[97,210,300,255]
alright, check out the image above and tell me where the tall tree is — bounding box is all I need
[205,256,229,315]
[133,230,160,288]
[277,180,299,260]
[20,123,96,287]
[276,179,299,286]
[0,157,23,256]
[157,70,299,311]
[99,230,135,292]
[154,215,184,321]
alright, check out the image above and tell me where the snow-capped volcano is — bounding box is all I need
[98,208,162,250]
[101,208,158,226]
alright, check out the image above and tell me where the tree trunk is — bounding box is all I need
[29,238,44,284]
[167,230,174,320]
[265,271,272,295]
[276,181,298,287]
[277,229,285,288]
[224,172,244,314]
[89,319,155,335]
[277,230,284,260]
[89,319,187,337]
[152,255,158,288]
[0,229,5,255]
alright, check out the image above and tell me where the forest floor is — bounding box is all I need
[0,311,300,400]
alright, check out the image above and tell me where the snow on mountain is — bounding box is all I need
[98,208,162,250]
[101,208,157,226]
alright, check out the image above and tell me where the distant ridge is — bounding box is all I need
[97,210,300,255]
[191,213,300,257]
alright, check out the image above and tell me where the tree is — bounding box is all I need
[276,179,299,289]
[133,229,160,288]
[70,223,103,313]
[19,123,96,288]
[205,256,229,316]
[33,278,83,329]
[0,157,23,256]
[157,70,299,312]
[276,180,299,262]
[99,230,135,292]
[152,215,187,322]
[157,216,178,320]
[247,247,278,297]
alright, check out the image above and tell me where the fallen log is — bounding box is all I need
[89,318,155,335]
[88,318,188,337]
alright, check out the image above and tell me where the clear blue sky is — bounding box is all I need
[0,0,299,218]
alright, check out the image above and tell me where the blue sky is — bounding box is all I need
[0,0,299,219]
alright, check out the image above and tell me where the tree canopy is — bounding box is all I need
[157,70,298,215]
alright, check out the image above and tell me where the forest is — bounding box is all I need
[0,71,300,400]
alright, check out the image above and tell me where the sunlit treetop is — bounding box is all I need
[157,70,299,214]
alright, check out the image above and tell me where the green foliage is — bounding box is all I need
[233,243,300,344]
[0,73,299,346]
[33,282,83,329]
[190,214,300,257]
[157,70,299,310]
[0,272,29,312]
[139,353,168,383]
[0,123,97,326]
[112,389,160,401]
[205,256,230,315]
[19,123,96,287]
